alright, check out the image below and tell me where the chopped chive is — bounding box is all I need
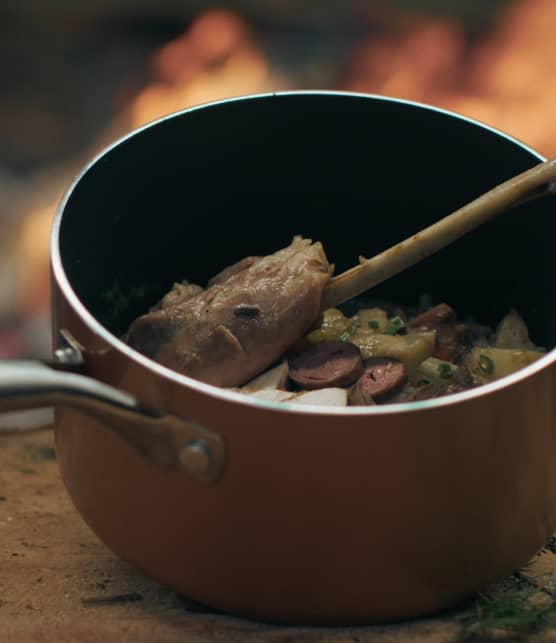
[438,362,453,379]
[417,378,430,386]
[385,316,405,335]
[368,319,380,329]
[479,354,494,373]
[339,324,358,341]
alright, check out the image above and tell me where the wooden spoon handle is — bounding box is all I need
[321,157,556,311]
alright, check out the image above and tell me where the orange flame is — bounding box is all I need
[344,0,556,157]
[129,9,291,128]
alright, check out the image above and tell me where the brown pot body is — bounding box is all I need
[50,92,556,624]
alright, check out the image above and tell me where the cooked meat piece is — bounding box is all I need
[431,323,459,362]
[207,256,263,288]
[408,303,455,328]
[406,382,469,401]
[152,281,204,311]
[126,237,331,387]
[349,357,408,404]
[288,341,363,390]
[408,320,460,361]
[408,304,460,361]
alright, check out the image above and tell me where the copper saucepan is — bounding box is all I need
[2,91,556,625]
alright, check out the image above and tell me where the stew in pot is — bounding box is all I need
[126,237,545,406]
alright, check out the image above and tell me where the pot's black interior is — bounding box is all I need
[58,92,555,347]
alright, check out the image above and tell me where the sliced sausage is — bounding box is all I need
[408,304,460,362]
[408,303,455,329]
[407,382,469,402]
[431,323,459,362]
[288,341,363,390]
[349,357,408,405]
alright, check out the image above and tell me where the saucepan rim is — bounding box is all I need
[51,89,556,416]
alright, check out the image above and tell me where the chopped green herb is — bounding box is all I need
[417,378,430,386]
[479,354,494,374]
[419,293,433,309]
[438,362,453,379]
[385,316,405,335]
[339,324,358,342]
[459,589,552,639]
[368,319,381,329]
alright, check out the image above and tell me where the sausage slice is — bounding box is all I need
[406,382,468,402]
[408,304,459,361]
[349,357,408,405]
[288,341,363,389]
[432,323,459,361]
[408,303,455,329]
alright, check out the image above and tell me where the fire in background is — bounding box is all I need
[0,0,554,357]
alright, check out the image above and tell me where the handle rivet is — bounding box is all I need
[179,439,212,474]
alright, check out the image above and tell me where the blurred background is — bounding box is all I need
[0,0,554,359]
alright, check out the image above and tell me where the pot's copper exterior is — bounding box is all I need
[51,284,556,624]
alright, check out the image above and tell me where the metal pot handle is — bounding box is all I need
[0,354,225,483]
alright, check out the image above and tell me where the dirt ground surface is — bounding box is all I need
[2,428,556,643]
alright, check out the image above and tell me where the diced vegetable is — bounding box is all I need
[494,309,536,350]
[247,389,295,402]
[289,388,348,406]
[465,347,544,384]
[351,307,388,333]
[246,387,349,407]
[384,316,406,335]
[339,324,359,342]
[303,308,351,345]
[242,361,289,392]
[415,357,462,385]
[478,354,494,374]
[350,331,436,373]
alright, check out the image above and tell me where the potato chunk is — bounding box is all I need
[351,307,389,333]
[304,308,351,344]
[494,309,536,350]
[415,356,462,385]
[466,346,544,384]
[350,331,436,373]
[289,388,348,406]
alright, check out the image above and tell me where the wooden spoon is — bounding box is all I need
[321,157,556,310]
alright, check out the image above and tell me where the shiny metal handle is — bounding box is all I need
[0,359,225,482]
